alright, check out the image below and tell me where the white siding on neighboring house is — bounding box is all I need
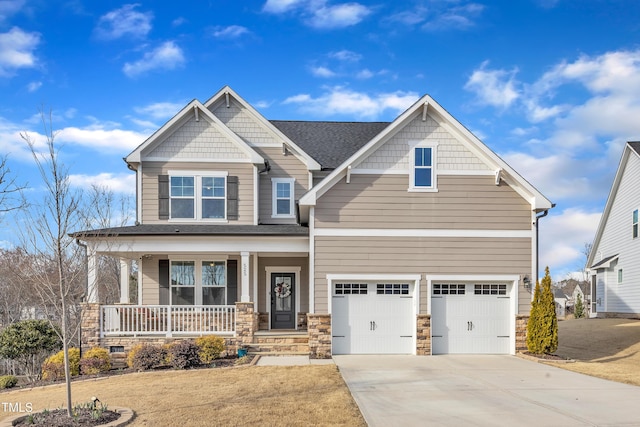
[593,152,640,314]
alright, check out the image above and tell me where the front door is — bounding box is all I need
[271,273,295,329]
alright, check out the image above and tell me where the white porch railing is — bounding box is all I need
[100,305,236,337]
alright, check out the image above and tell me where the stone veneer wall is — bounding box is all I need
[416,314,431,355]
[80,303,100,350]
[307,314,331,359]
[515,315,529,352]
[235,302,258,347]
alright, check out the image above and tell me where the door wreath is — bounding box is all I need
[274,281,292,298]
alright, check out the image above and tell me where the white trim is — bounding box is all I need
[168,171,229,221]
[409,141,438,191]
[309,207,316,314]
[438,169,495,176]
[136,164,142,224]
[271,177,296,218]
[241,252,250,302]
[314,228,533,238]
[426,274,519,355]
[265,267,301,330]
[253,166,259,226]
[252,254,258,310]
[143,157,254,163]
[349,168,495,176]
[168,257,229,306]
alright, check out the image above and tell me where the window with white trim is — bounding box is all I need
[170,172,227,220]
[272,178,295,218]
[170,259,227,305]
[409,142,437,191]
[618,268,623,284]
[633,209,638,239]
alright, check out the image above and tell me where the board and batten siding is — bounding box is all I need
[141,161,255,224]
[314,236,532,315]
[255,147,310,224]
[315,174,531,230]
[594,152,640,313]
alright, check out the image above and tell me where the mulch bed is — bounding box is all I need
[12,408,120,426]
[520,351,574,363]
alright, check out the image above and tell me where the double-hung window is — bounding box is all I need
[272,178,295,218]
[170,172,227,220]
[409,142,437,191]
[633,209,638,239]
[170,259,227,305]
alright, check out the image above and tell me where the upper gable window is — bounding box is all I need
[272,178,295,218]
[170,172,227,220]
[409,143,437,192]
[633,209,638,239]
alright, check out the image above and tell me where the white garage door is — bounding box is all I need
[332,283,415,354]
[431,283,511,354]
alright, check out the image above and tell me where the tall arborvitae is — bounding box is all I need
[526,267,558,354]
[574,293,585,319]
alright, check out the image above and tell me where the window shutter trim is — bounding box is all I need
[158,175,169,220]
[227,176,238,220]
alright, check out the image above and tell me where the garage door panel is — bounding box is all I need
[432,283,511,355]
[332,282,415,355]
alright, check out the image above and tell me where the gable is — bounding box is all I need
[589,145,640,267]
[354,114,489,172]
[143,115,250,161]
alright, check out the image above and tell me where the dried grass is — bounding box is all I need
[0,364,366,426]
[551,318,640,386]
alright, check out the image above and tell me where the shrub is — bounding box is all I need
[574,293,585,319]
[527,267,559,354]
[0,319,61,381]
[80,347,111,375]
[195,335,225,364]
[127,343,166,371]
[168,340,200,369]
[42,348,80,381]
[0,375,18,389]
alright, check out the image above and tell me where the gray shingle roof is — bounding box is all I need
[271,120,390,169]
[629,141,640,155]
[73,224,308,237]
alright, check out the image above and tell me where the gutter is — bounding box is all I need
[535,203,556,283]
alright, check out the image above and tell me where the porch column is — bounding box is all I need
[87,251,98,303]
[241,251,250,302]
[119,258,129,304]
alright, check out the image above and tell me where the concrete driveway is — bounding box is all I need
[334,355,640,426]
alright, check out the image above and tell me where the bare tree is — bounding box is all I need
[0,248,39,326]
[82,184,134,304]
[19,111,85,417]
[0,154,26,216]
[581,242,593,282]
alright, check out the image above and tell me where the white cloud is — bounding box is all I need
[0,0,24,22]
[26,81,42,92]
[464,61,520,108]
[134,102,184,120]
[56,126,147,152]
[0,27,40,77]
[539,208,601,279]
[387,2,484,31]
[94,4,153,40]
[69,172,136,195]
[329,49,361,62]
[310,66,337,78]
[210,25,250,39]
[263,0,371,29]
[307,2,371,29]
[263,0,305,13]
[283,86,418,119]
[123,41,185,77]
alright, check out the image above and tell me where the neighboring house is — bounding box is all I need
[587,141,640,318]
[553,288,568,318]
[75,86,553,357]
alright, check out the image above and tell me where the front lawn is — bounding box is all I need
[0,364,366,426]
[552,318,640,386]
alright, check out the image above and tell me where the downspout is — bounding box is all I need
[535,203,556,283]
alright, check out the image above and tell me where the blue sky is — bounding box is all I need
[2,0,640,280]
